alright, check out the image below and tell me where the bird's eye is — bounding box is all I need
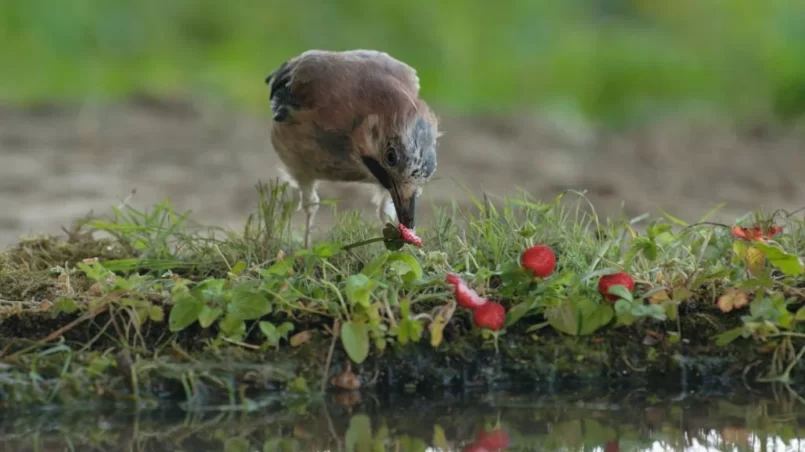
[384,147,398,166]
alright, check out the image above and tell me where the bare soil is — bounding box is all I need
[1,98,803,248]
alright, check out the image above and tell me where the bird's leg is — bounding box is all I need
[299,181,320,249]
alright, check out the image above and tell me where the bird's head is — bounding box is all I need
[356,100,439,230]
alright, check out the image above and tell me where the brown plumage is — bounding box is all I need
[265,49,440,247]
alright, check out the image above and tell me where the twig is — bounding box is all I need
[7,306,109,359]
[221,337,260,350]
[321,319,340,392]
[42,306,107,344]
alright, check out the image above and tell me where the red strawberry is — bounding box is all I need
[397,223,422,247]
[604,440,619,452]
[598,272,635,302]
[473,302,506,331]
[521,245,556,277]
[476,428,510,450]
[445,273,487,310]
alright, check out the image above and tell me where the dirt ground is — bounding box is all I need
[1,98,804,248]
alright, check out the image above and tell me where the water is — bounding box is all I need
[2,388,805,451]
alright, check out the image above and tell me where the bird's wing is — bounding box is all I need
[265,50,420,129]
[340,49,421,95]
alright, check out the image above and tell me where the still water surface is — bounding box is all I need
[2,388,805,451]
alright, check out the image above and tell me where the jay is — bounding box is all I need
[265,49,440,247]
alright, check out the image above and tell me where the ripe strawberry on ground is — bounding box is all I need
[397,223,422,247]
[445,273,487,310]
[475,428,510,450]
[473,301,506,331]
[520,245,556,277]
[598,272,635,302]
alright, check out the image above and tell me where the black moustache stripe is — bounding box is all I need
[361,157,393,190]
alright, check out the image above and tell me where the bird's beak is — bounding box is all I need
[391,184,417,230]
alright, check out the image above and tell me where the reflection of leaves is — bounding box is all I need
[433,424,449,449]
[543,419,617,450]
[224,438,250,452]
[345,414,373,452]
[544,420,583,449]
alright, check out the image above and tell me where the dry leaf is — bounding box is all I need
[289,330,312,347]
[88,282,103,296]
[332,390,361,408]
[648,289,670,304]
[745,246,766,276]
[717,289,749,313]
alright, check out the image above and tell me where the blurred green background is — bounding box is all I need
[2,0,805,122]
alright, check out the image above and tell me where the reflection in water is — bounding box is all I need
[2,387,805,451]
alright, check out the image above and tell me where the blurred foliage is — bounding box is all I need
[1,0,805,121]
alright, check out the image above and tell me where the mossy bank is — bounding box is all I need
[2,182,805,410]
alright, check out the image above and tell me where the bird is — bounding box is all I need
[264,49,440,248]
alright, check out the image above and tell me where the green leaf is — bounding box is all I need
[386,252,423,283]
[505,300,535,327]
[263,259,293,277]
[714,326,744,346]
[658,207,688,227]
[229,260,247,276]
[289,376,308,393]
[732,240,748,265]
[361,254,389,278]
[667,331,681,344]
[149,305,165,323]
[397,300,424,345]
[607,285,633,302]
[219,314,246,338]
[313,242,342,258]
[169,293,204,332]
[195,278,226,301]
[228,282,271,320]
[546,298,613,336]
[53,298,78,315]
[198,305,223,328]
[752,242,804,276]
[796,306,805,321]
[259,321,280,346]
[341,321,370,364]
[259,321,294,347]
[346,274,376,308]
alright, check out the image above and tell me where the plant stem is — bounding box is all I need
[341,236,386,252]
